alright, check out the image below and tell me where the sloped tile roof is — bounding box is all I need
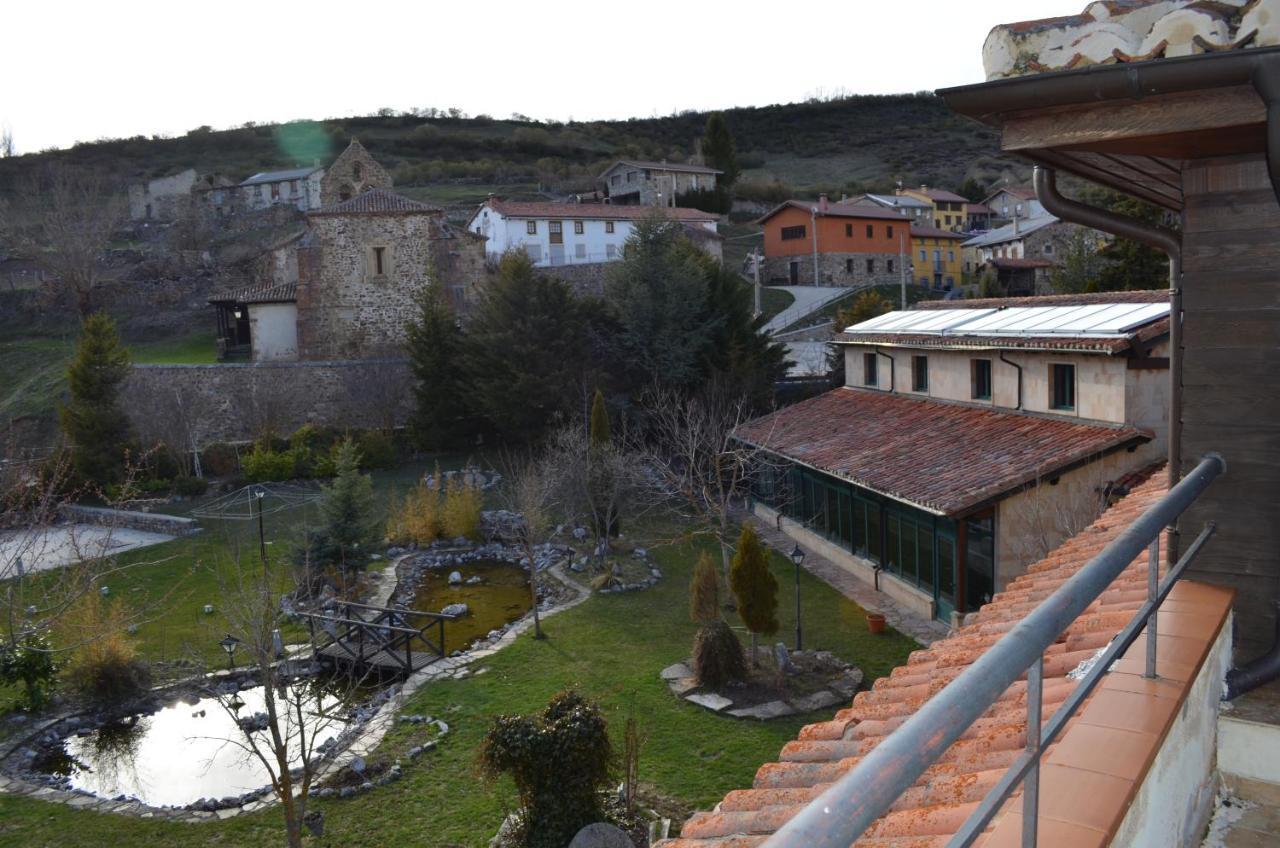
[910,224,967,240]
[756,201,914,225]
[988,257,1055,269]
[311,189,442,216]
[240,166,321,186]
[207,281,296,305]
[658,472,1235,847]
[962,216,1060,248]
[734,388,1149,516]
[478,200,719,222]
[604,159,722,176]
[913,291,1167,311]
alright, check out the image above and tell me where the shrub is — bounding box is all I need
[386,482,442,546]
[318,439,381,572]
[690,552,720,623]
[356,430,397,470]
[200,442,241,477]
[59,592,151,705]
[479,691,613,848]
[171,476,209,497]
[242,443,296,482]
[692,619,747,688]
[730,523,779,666]
[441,475,483,541]
[0,632,58,710]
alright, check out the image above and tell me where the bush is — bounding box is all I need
[200,442,241,477]
[386,482,442,546]
[692,619,747,688]
[242,443,297,482]
[0,632,58,710]
[171,476,209,497]
[355,430,397,470]
[59,592,151,705]
[441,475,483,541]
[690,552,720,624]
[675,186,732,214]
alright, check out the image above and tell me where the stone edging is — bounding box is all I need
[660,652,863,721]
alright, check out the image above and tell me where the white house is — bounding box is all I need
[851,192,934,225]
[466,199,721,267]
[983,186,1046,222]
[238,165,324,213]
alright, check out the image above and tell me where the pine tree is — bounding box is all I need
[729,523,778,667]
[689,551,720,624]
[588,388,611,448]
[405,281,466,451]
[60,311,132,485]
[701,112,740,188]
[319,439,381,572]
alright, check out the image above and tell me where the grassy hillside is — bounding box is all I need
[0,93,1023,207]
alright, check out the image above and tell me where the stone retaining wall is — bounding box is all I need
[59,505,199,537]
[123,359,412,445]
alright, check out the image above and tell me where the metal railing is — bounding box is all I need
[763,453,1225,848]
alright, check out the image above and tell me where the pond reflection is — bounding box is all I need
[410,560,531,650]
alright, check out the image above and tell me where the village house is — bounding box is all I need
[851,192,935,225]
[756,196,908,287]
[909,223,965,290]
[898,185,971,231]
[741,292,1170,623]
[465,199,721,267]
[237,164,324,213]
[962,213,1104,295]
[966,200,995,231]
[596,159,721,206]
[128,168,199,221]
[984,184,1045,223]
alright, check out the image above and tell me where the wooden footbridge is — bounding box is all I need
[297,600,458,676]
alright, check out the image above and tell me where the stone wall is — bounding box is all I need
[60,505,200,537]
[543,261,611,297]
[763,252,903,287]
[320,140,393,206]
[124,359,413,445]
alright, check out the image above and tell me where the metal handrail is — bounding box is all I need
[763,453,1225,848]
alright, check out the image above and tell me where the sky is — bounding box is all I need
[3,0,1073,154]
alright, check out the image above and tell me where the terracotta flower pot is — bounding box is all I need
[866,612,887,635]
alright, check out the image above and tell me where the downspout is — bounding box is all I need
[811,207,820,286]
[997,351,1022,410]
[1034,166,1183,562]
[873,347,895,392]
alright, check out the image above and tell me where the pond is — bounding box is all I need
[32,678,359,808]
[410,559,532,651]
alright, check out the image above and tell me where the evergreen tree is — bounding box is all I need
[405,281,467,451]
[463,252,594,442]
[588,388,611,448]
[698,257,789,408]
[689,551,720,624]
[1050,227,1108,294]
[319,439,381,572]
[957,177,988,203]
[729,523,778,666]
[701,112,740,187]
[1096,195,1169,291]
[60,311,132,485]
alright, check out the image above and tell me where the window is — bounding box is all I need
[912,355,928,392]
[863,353,878,387]
[887,225,894,239]
[1050,363,1076,411]
[627,171,636,182]
[780,225,806,241]
[611,175,620,186]
[605,244,618,259]
[846,258,854,273]
[526,220,537,235]
[575,243,586,259]
[846,223,853,237]
[371,246,387,277]
[573,220,584,234]
[866,259,875,274]
[887,259,895,273]
[549,221,563,244]
[971,358,992,400]
[271,183,280,200]
[866,224,874,238]
[353,163,363,181]
[1043,243,1054,255]
[919,249,927,262]
[605,221,615,233]
[948,250,955,262]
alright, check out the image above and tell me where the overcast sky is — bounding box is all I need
[4,0,1072,154]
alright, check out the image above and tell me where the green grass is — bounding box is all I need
[760,287,795,323]
[130,334,218,365]
[399,183,541,209]
[0,517,916,847]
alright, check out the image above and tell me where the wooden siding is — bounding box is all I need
[1180,154,1280,655]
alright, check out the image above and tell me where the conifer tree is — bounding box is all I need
[319,439,381,572]
[701,112,740,187]
[406,281,466,451]
[729,523,778,666]
[689,551,720,624]
[60,311,132,485]
[588,388,611,448]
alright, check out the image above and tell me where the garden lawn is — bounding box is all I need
[0,531,917,848]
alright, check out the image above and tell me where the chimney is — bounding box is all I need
[1013,213,1020,234]
[920,184,928,193]
[819,193,829,213]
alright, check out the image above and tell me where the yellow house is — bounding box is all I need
[910,224,966,291]
[898,186,970,232]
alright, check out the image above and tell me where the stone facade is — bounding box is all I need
[320,139,393,206]
[762,252,904,288]
[598,161,720,207]
[124,359,413,445]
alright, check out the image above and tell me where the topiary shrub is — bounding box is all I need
[479,691,613,848]
[692,619,747,688]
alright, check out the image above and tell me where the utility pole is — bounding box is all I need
[899,230,908,310]
[811,208,820,286]
[752,247,762,317]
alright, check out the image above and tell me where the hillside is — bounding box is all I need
[0,93,1024,211]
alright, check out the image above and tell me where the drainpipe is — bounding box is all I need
[998,351,1023,410]
[1226,600,1280,700]
[873,347,895,392]
[811,206,820,286]
[1034,166,1183,563]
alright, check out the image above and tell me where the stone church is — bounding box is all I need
[319,139,392,205]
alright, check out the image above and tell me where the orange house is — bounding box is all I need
[756,197,910,287]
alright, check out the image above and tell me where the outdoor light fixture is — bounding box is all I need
[272,628,284,659]
[252,485,268,568]
[219,633,242,671]
[790,544,806,651]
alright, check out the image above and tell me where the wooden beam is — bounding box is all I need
[1002,86,1264,153]
[1026,150,1184,211]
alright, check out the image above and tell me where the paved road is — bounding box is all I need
[762,286,853,335]
[0,524,175,575]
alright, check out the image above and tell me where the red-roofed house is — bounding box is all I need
[756,197,910,287]
[898,185,972,231]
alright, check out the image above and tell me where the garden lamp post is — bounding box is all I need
[790,544,806,651]
[252,485,267,569]
[219,633,241,672]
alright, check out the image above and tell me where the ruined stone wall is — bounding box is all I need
[762,252,903,287]
[124,359,412,445]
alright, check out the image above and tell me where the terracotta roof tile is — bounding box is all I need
[311,188,442,216]
[756,200,913,225]
[734,388,1149,515]
[657,472,1236,847]
[479,199,718,222]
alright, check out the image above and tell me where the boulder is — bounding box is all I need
[447,571,463,585]
[569,823,635,848]
[774,642,798,675]
[441,603,469,617]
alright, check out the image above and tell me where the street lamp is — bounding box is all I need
[252,485,267,568]
[790,544,806,651]
[219,633,242,671]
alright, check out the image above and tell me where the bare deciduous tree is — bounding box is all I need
[0,125,14,159]
[0,164,126,317]
[544,423,653,561]
[124,378,217,476]
[497,449,564,640]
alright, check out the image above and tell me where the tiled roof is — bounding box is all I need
[756,201,912,225]
[240,166,321,186]
[986,187,1038,202]
[910,224,967,240]
[477,199,718,222]
[983,1,1278,80]
[962,216,1060,248]
[734,388,1148,516]
[967,203,995,215]
[208,281,296,305]
[311,189,442,216]
[988,257,1055,269]
[906,188,970,203]
[604,159,721,176]
[659,472,1236,848]
[913,291,1167,310]
[859,194,934,210]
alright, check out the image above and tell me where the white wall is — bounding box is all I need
[249,303,299,362]
[469,210,629,266]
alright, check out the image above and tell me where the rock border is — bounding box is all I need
[661,651,863,721]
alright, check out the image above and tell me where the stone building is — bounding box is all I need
[238,165,324,213]
[756,197,909,287]
[597,159,721,207]
[128,169,198,221]
[962,214,1106,295]
[319,139,393,206]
